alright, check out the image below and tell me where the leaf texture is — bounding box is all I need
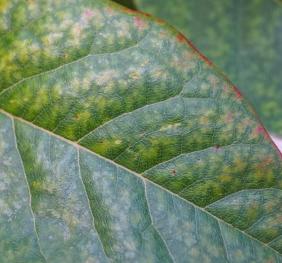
[132,0,282,136]
[0,0,282,262]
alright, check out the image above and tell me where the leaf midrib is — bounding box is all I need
[1,108,281,257]
[8,107,175,262]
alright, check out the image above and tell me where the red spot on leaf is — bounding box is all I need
[176,33,212,66]
[256,125,265,134]
[255,125,271,141]
[122,7,136,14]
[83,8,94,19]
[226,112,233,123]
[156,18,166,24]
[243,98,282,159]
[171,169,176,176]
[232,85,243,100]
[141,12,151,17]
[134,16,147,30]
[176,33,187,43]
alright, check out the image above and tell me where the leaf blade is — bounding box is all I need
[1,110,281,261]
[0,0,282,260]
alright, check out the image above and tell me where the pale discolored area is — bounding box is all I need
[14,120,108,263]
[146,182,282,263]
[144,142,282,249]
[0,22,199,141]
[0,114,45,262]
[79,150,173,262]
[207,189,282,251]
[145,181,229,262]
[79,64,275,173]
[0,111,281,262]
[0,0,150,91]
[144,145,282,206]
[0,0,282,260]
[219,222,282,263]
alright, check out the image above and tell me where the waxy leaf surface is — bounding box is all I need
[0,0,282,262]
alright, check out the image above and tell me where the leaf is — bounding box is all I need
[132,0,282,137]
[0,0,282,262]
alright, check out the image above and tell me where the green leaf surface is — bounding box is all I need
[132,0,282,136]
[0,0,282,262]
